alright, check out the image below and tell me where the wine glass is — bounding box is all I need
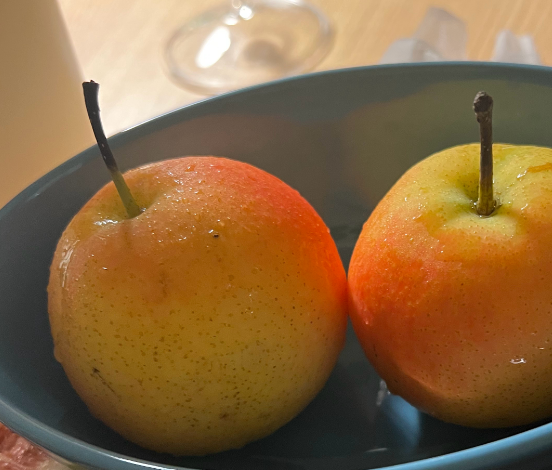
[163,0,333,95]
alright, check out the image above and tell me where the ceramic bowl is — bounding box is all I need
[2,63,552,470]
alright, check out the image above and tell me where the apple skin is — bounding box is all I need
[48,156,347,455]
[348,143,552,428]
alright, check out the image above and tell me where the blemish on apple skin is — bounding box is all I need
[91,367,119,397]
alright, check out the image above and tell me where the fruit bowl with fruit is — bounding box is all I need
[3,63,552,470]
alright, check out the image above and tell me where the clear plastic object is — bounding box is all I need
[164,0,333,95]
[491,30,541,65]
[380,8,467,64]
[380,7,541,66]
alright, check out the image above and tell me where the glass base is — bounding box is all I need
[164,0,333,94]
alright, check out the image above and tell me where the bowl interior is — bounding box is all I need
[3,63,552,470]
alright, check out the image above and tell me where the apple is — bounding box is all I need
[48,155,348,455]
[348,92,552,428]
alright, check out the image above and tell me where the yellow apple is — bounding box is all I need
[48,156,348,455]
[348,143,552,428]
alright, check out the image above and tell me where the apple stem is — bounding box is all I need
[82,81,142,218]
[473,91,495,217]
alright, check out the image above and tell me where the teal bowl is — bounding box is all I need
[2,63,552,470]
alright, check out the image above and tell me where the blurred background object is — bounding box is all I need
[380,8,468,64]
[491,30,541,64]
[380,7,540,65]
[164,0,333,95]
[0,0,94,208]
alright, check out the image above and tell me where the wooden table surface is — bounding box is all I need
[57,0,552,137]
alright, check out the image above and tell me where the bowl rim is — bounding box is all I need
[3,61,552,470]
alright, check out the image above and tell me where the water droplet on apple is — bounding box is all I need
[375,379,389,406]
[94,219,119,226]
[510,358,526,364]
[59,241,77,287]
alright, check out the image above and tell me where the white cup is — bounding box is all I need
[0,0,94,207]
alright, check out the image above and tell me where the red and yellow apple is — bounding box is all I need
[48,156,347,455]
[348,143,552,428]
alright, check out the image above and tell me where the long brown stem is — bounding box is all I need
[82,81,142,218]
[473,91,495,217]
